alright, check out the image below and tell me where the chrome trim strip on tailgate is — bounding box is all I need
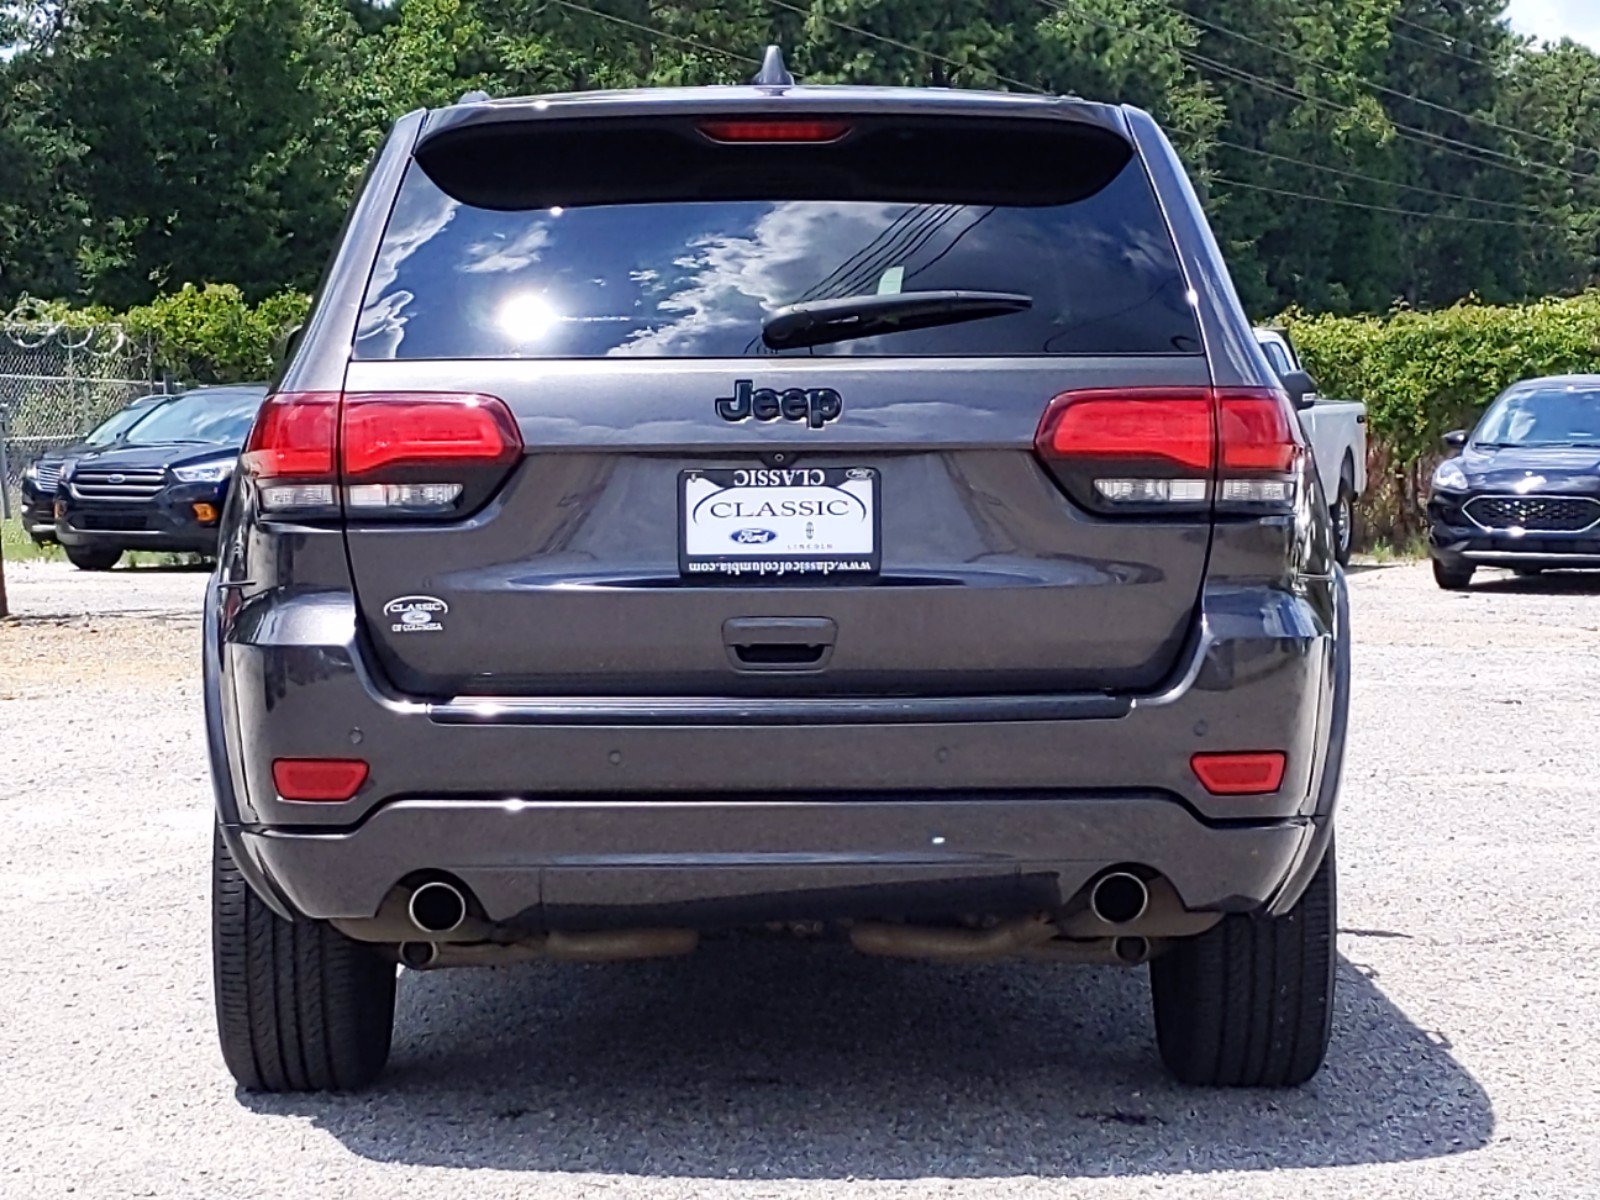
[431,692,1132,726]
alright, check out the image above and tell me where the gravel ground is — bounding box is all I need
[2,558,1598,1199]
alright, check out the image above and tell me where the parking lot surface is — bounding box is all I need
[2,558,1598,1198]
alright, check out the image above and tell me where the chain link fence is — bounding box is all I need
[0,302,168,521]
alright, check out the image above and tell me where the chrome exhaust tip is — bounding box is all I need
[1089,871,1150,925]
[398,941,440,970]
[1113,935,1152,966]
[407,880,468,935]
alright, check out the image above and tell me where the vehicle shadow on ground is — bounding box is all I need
[244,942,1493,1179]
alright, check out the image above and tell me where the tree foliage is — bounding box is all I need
[2,0,1598,317]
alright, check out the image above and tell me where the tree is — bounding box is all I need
[0,0,1596,316]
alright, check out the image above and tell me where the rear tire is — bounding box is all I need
[1331,481,1356,567]
[1150,843,1336,1087]
[64,544,121,571]
[212,823,396,1092]
[1432,558,1474,590]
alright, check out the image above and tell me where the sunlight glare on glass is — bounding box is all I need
[497,292,561,343]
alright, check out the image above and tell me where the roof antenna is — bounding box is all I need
[752,44,795,87]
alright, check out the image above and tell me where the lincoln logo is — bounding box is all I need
[716,380,842,429]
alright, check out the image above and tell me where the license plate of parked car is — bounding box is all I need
[679,466,880,579]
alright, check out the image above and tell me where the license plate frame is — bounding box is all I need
[678,466,881,581]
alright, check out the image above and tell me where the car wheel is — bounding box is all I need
[1432,558,1474,590]
[63,544,122,571]
[1331,479,1356,567]
[1150,842,1336,1087]
[212,823,395,1092]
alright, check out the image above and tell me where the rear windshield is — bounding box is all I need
[355,119,1201,360]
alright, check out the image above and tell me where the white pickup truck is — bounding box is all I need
[1255,327,1368,565]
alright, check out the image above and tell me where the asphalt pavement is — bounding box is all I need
[1,558,1597,1198]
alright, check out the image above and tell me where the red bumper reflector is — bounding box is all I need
[272,758,369,802]
[698,119,850,143]
[1191,752,1286,796]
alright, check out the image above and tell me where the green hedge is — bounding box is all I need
[1286,292,1600,540]
[42,285,1600,446]
[31,284,310,384]
[33,284,1600,542]
[1286,291,1600,466]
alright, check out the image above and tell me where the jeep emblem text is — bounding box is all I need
[716,380,842,429]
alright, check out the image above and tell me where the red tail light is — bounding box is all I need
[1191,751,1286,796]
[342,393,521,477]
[272,757,369,802]
[1218,391,1299,472]
[242,391,522,518]
[242,392,337,478]
[1036,390,1214,470]
[698,119,851,143]
[1034,386,1301,514]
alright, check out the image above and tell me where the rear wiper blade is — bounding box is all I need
[762,290,1033,351]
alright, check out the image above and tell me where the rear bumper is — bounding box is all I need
[210,574,1347,928]
[241,795,1311,928]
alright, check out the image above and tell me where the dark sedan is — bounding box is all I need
[54,384,267,570]
[18,392,173,544]
[1429,375,1600,589]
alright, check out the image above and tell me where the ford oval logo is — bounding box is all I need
[107,473,126,485]
[730,528,778,545]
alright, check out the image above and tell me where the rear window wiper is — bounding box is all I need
[762,290,1033,351]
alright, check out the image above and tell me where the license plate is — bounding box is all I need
[679,467,880,580]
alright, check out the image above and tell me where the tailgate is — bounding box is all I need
[339,101,1214,699]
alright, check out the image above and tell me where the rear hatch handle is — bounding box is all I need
[723,617,838,672]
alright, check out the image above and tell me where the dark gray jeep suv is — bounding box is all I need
[207,67,1348,1093]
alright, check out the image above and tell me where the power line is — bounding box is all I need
[1171,3,1597,168]
[555,0,1563,237]
[1037,0,1591,189]
[764,0,1048,94]
[1391,11,1502,64]
[546,0,760,68]
[1216,140,1546,214]
[1387,23,1487,68]
[1211,176,1544,230]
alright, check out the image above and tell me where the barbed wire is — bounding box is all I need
[2,302,131,355]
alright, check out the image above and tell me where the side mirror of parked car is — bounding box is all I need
[1280,369,1318,409]
[1442,429,1468,449]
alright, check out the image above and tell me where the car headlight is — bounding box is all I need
[1432,459,1468,491]
[173,457,237,483]
[22,461,39,483]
